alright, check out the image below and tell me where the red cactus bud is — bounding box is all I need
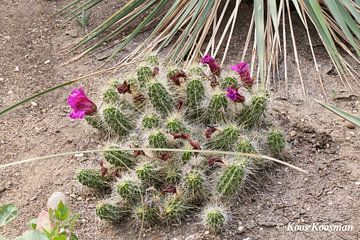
[152,67,160,76]
[162,185,177,194]
[133,150,145,157]
[207,157,224,167]
[176,99,184,111]
[190,140,201,150]
[117,81,132,94]
[205,126,217,139]
[159,152,172,161]
[168,70,187,86]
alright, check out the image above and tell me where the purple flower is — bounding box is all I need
[67,88,97,119]
[231,61,254,87]
[201,55,220,75]
[226,87,245,103]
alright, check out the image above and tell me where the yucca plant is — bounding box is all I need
[58,0,359,94]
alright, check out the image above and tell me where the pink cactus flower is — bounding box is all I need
[67,88,97,119]
[231,62,254,87]
[226,87,245,103]
[36,210,54,232]
[201,55,220,75]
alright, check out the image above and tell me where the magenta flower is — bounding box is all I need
[67,88,97,119]
[201,55,220,75]
[231,62,254,87]
[226,87,245,103]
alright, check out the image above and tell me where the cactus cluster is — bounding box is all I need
[77,56,286,231]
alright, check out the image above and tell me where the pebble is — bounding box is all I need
[204,231,209,235]
[4,36,11,40]
[290,130,297,137]
[44,60,51,64]
[238,225,245,233]
[344,121,355,129]
[75,153,84,158]
[69,193,76,198]
[30,196,37,201]
[77,196,83,201]
[15,66,19,72]
[30,101,38,107]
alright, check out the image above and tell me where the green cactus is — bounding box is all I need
[148,131,168,149]
[104,146,136,169]
[268,130,286,156]
[237,92,267,128]
[207,94,228,124]
[76,58,289,231]
[185,79,205,120]
[184,170,204,192]
[203,206,227,231]
[236,140,255,153]
[85,115,104,131]
[135,162,159,186]
[96,203,130,222]
[103,107,133,136]
[137,66,153,83]
[164,196,189,222]
[77,169,111,190]
[116,180,141,203]
[135,203,159,225]
[216,159,249,197]
[206,125,240,151]
[103,88,120,104]
[142,114,160,129]
[147,82,174,116]
[165,117,186,134]
[164,166,181,184]
[221,77,238,89]
[147,56,159,66]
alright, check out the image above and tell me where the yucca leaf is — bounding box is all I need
[254,0,265,84]
[304,1,345,73]
[325,0,360,57]
[316,100,360,127]
[70,0,145,52]
[109,0,168,60]
[0,148,307,173]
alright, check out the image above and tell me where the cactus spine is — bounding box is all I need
[103,107,133,136]
[96,203,130,222]
[147,82,174,116]
[77,169,111,190]
[268,130,286,156]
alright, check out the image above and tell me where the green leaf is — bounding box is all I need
[54,201,69,221]
[53,234,67,240]
[254,0,265,84]
[0,204,17,227]
[70,233,78,240]
[316,100,360,127]
[27,219,37,230]
[14,230,48,240]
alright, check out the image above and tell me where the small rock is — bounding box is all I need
[238,225,245,233]
[15,66,19,72]
[354,182,360,185]
[204,231,209,235]
[77,196,83,201]
[290,130,297,138]
[344,121,355,129]
[30,102,38,107]
[75,153,84,158]
[65,30,78,38]
[4,36,11,40]
[8,90,13,94]
[30,196,37,201]
[69,193,76,199]
[44,60,51,64]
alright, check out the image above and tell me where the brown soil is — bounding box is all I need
[1,1,359,240]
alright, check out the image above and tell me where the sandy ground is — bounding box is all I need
[1,1,360,239]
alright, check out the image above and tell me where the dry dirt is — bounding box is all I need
[1,1,360,240]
